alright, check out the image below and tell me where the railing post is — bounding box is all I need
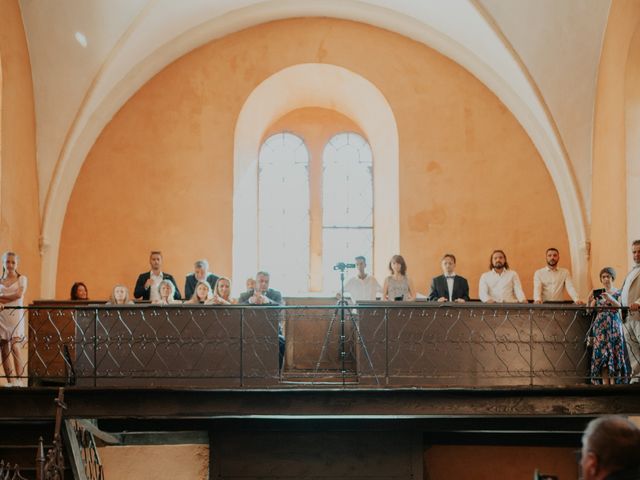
[36,436,45,480]
[385,307,389,385]
[529,307,534,387]
[93,308,98,387]
[240,308,244,387]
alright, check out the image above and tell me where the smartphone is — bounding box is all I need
[593,288,605,298]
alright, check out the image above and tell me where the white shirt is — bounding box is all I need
[621,263,640,306]
[445,273,456,302]
[344,274,382,302]
[533,266,579,302]
[479,269,526,303]
[149,271,164,303]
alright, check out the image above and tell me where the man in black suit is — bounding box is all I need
[238,271,283,305]
[133,251,181,301]
[184,259,219,300]
[428,253,470,302]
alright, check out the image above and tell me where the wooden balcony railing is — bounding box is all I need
[15,302,630,388]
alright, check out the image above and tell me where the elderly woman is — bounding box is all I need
[153,279,181,305]
[0,252,28,387]
[588,267,630,385]
[107,284,133,305]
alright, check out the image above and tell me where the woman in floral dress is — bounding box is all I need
[589,267,629,384]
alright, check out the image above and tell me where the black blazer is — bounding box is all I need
[428,274,470,302]
[134,272,181,300]
[184,273,219,301]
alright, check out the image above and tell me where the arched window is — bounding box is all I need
[258,133,310,294]
[322,133,373,293]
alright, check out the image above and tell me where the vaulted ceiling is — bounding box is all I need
[19,0,610,222]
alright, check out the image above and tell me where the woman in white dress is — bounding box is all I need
[0,252,27,387]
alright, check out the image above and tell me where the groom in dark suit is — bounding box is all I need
[428,253,470,302]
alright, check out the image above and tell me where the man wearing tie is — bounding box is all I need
[428,254,470,302]
[621,240,640,383]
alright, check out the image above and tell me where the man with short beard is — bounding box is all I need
[478,249,527,303]
[533,247,584,304]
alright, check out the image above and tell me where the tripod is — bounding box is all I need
[314,267,379,385]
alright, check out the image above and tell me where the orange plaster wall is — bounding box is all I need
[99,445,208,480]
[264,107,364,292]
[592,0,640,284]
[58,18,569,299]
[0,0,40,302]
[424,445,577,480]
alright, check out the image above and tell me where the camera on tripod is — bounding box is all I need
[333,262,356,271]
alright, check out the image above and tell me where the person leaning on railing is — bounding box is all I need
[0,251,27,387]
[238,271,284,368]
[587,267,629,385]
[580,415,640,480]
[211,277,237,305]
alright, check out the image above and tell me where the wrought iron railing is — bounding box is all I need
[6,303,636,387]
[0,460,27,480]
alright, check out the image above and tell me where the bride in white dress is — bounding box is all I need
[0,252,27,387]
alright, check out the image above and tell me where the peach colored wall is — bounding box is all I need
[592,0,640,285]
[58,18,569,300]
[264,107,364,292]
[99,445,208,480]
[424,445,577,480]
[0,0,40,303]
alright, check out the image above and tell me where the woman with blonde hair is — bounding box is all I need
[211,277,237,305]
[0,252,28,387]
[186,281,213,304]
[107,284,133,305]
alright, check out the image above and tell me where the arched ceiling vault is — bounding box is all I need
[17,0,608,296]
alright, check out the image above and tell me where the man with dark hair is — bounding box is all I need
[343,256,381,302]
[133,251,181,301]
[238,271,283,305]
[533,248,583,304]
[581,415,640,480]
[478,250,527,303]
[621,240,640,382]
[428,253,470,302]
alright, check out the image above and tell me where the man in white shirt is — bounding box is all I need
[621,240,640,382]
[343,256,381,303]
[479,250,527,303]
[533,247,584,304]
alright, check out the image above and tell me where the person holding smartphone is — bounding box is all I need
[588,267,630,385]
